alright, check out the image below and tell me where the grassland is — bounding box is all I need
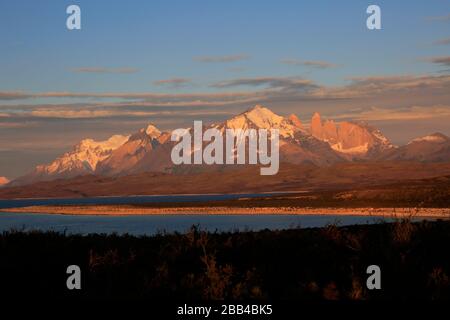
[1,219,449,300]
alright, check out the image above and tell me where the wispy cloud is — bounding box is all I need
[1,75,449,115]
[433,37,450,45]
[426,14,450,22]
[0,121,36,128]
[0,91,30,100]
[280,59,338,69]
[0,91,253,102]
[152,78,192,88]
[334,105,450,121]
[193,54,249,63]
[424,56,450,67]
[311,74,450,99]
[20,107,234,120]
[212,76,317,91]
[71,67,139,74]
[30,109,120,119]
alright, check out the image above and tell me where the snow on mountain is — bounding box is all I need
[115,105,343,173]
[96,124,163,176]
[213,105,344,165]
[42,134,129,174]
[9,105,445,187]
[381,133,450,162]
[310,112,394,157]
[218,105,304,138]
[0,177,9,186]
[409,133,448,144]
[10,134,129,186]
[145,124,161,138]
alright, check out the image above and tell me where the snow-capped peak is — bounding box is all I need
[39,134,130,175]
[0,176,9,186]
[409,133,449,144]
[78,135,130,152]
[222,105,300,138]
[145,124,161,138]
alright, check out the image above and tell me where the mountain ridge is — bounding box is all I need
[7,105,450,186]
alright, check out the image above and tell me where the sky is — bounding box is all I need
[0,0,449,178]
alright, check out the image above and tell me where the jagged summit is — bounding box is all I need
[77,135,130,152]
[222,105,301,138]
[51,134,130,173]
[310,112,393,156]
[96,123,163,176]
[8,105,450,187]
[288,114,302,128]
[10,134,129,186]
[145,124,161,138]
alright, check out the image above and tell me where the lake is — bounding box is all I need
[0,212,404,235]
[0,194,423,235]
[0,193,281,209]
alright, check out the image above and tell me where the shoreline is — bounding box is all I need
[2,205,450,218]
[0,190,301,201]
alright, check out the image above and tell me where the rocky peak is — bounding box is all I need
[310,112,323,139]
[322,120,338,141]
[309,113,392,156]
[145,124,161,138]
[288,114,302,128]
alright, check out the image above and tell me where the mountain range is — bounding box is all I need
[7,105,450,187]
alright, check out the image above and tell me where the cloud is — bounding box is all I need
[331,105,450,121]
[281,59,337,69]
[0,91,31,100]
[30,109,119,119]
[152,78,191,88]
[212,76,318,91]
[309,74,450,99]
[425,56,450,67]
[0,121,36,128]
[193,55,249,63]
[426,14,450,22]
[28,108,188,119]
[1,75,449,115]
[433,37,450,45]
[18,107,235,120]
[71,67,139,74]
[0,91,261,105]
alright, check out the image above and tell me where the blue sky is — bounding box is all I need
[0,0,448,93]
[0,0,449,177]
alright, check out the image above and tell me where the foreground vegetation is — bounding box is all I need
[1,220,450,300]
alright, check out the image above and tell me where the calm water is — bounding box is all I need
[0,193,281,209]
[0,212,397,235]
[0,194,422,235]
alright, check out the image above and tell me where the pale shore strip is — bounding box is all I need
[2,205,450,218]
